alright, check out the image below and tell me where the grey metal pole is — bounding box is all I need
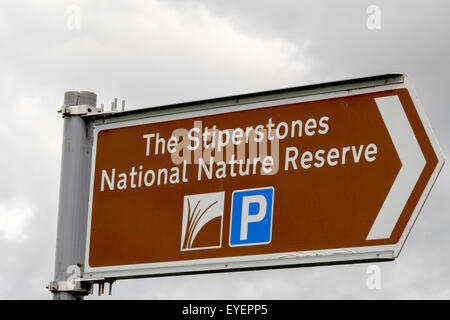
[52,91,96,300]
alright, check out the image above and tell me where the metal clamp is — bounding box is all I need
[58,104,102,117]
[46,280,92,294]
[47,277,115,296]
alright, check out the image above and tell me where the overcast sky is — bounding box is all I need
[0,0,449,299]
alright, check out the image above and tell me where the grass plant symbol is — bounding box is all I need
[182,198,218,249]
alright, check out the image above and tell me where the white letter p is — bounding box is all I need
[240,195,267,240]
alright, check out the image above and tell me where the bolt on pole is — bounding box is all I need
[52,91,96,300]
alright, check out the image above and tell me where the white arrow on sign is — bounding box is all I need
[366,95,426,240]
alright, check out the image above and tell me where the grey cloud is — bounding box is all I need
[0,0,448,299]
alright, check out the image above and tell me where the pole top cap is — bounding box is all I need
[64,91,97,107]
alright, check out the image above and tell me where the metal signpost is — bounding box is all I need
[49,91,99,299]
[50,74,444,299]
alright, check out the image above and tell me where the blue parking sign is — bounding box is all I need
[229,187,274,246]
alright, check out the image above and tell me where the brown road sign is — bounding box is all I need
[83,74,444,279]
